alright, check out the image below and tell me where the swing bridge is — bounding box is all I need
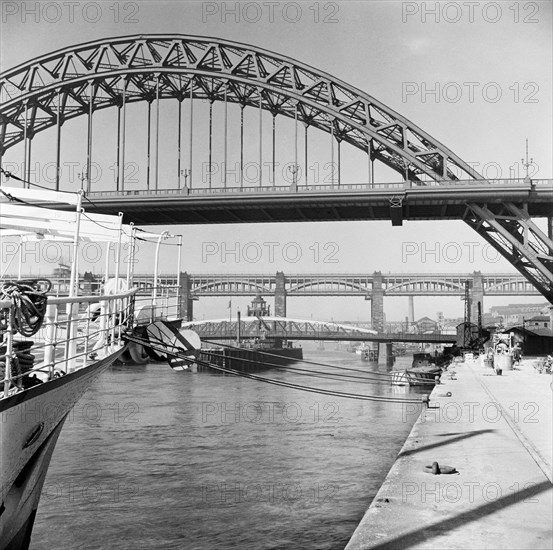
[181,317,458,344]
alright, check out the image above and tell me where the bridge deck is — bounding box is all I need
[81,180,552,225]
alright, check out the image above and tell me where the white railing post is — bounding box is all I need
[163,290,168,319]
[99,299,108,356]
[66,302,78,372]
[2,304,14,394]
[153,231,170,322]
[109,299,116,353]
[84,302,91,368]
[44,303,57,377]
[176,235,183,319]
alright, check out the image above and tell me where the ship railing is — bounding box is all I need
[133,284,181,324]
[0,298,15,397]
[0,289,137,398]
[1,278,184,327]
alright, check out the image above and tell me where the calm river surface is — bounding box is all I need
[31,346,424,550]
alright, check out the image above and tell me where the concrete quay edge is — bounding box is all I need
[345,358,553,550]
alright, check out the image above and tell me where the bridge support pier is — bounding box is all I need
[408,296,415,324]
[371,272,384,332]
[179,272,195,322]
[470,271,484,323]
[275,271,287,317]
[378,342,394,367]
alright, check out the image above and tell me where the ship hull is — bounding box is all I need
[0,348,125,550]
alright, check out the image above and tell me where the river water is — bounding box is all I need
[31,346,424,550]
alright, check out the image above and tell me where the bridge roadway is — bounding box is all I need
[84,179,552,225]
[182,318,457,344]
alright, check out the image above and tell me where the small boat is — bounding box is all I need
[391,353,444,386]
[391,365,442,386]
[355,343,370,355]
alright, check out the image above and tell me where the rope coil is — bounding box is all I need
[0,279,51,337]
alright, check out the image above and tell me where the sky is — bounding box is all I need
[1,0,552,321]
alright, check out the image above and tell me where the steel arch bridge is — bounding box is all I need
[0,34,552,301]
[0,34,481,180]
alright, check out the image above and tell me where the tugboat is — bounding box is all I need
[199,293,303,372]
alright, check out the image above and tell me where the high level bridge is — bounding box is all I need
[1,35,551,301]
[133,271,541,329]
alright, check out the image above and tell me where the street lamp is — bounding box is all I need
[399,158,409,183]
[180,169,190,192]
[521,138,534,182]
[288,164,299,190]
[78,170,88,193]
[522,317,526,351]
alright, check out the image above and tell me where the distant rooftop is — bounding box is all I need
[490,303,549,315]
[527,315,550,322]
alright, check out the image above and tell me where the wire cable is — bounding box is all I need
[125,335,426,405]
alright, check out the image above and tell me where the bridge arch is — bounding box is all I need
[0,34,481,183]
[194,279,272,295]
[385,279,465,295]
[288,279,370,294]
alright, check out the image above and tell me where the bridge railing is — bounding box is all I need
[85,179,552,198]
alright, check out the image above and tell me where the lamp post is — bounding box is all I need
[400,158,409,183]
[180,169,190,193]
[78,170,88,192]
[521,138,534,183]
[522,317,526,351]
[288,164,299,191]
